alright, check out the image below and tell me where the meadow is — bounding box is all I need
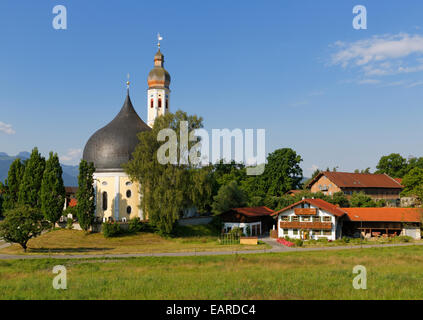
[1,245,423,299]
[0,228,268,255]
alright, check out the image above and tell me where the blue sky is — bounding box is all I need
[1,0,423,176]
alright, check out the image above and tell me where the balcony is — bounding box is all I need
[294,208,317,215]
[280,221,332,230]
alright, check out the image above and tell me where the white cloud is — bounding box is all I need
[0,122,15,135]
[61,148,82,162]
[331,33,423,76]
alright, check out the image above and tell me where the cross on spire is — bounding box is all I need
[157,33,163,49]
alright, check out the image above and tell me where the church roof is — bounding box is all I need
[148,49,171,89]
[83,91,150,172]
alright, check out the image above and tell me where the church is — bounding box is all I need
[82,41,171,222]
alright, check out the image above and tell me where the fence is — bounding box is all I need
[218,233,240,245]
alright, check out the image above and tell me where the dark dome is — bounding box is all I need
[83,92,151,172]
[147,68,171,88]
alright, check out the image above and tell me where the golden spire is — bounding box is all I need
[126,73,130,90]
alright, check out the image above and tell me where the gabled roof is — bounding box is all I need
[273,198,347,217]
[230,206,274,217]
[345,207,422,223]
[305,171,403,189]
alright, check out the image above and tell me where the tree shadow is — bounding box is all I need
[28,247,113,253]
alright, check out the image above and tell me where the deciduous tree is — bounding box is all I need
[0,206,49,251]
[18,147,45,208]
[76,160,95,231]
[40,152,66,228]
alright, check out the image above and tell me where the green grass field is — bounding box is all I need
[0,227,268,255]
[1,246,423,299]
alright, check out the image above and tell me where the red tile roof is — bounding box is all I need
[231,206,274,217]
[273,198,347,217]
[306,171,403,189]
[345,207,422,223]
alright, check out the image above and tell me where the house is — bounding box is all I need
[343,207,422,239]
[64,186,78,210]
[221,206,275,236]
[273,198,422,240]
[305,171,403,205]
[273,198,346,240]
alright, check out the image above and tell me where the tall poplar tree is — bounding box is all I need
[1,158,25,211]
[76,160,95,231]
[18,148,46,208]
[40,152,66,228]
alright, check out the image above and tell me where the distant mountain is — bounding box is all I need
[0,152,78,186]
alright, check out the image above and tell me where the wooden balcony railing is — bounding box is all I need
[279,221,332,230]
[294,208,317,215]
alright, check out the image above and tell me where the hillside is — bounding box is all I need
[0,152,78,186]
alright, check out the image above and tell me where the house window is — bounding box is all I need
[158,98,162,108]
[293,229,299,235]
[165,99,169,109]
[102,192,108,211]
[281,216,289,222]
[323,216,331,222]
[302,216,311,222]
[313,230,322,236]
[313,216,321,222]
[150,99,154,108]
[127,206,132,214]
[323,230,332,236]
[291,216,299,222]
[126,190,131,198]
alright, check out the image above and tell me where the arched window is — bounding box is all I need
[127,206,132,214]
[165,99,169,109]
[126,190,131,198]
[150,99,154,108]
[102,192,108,211]
[158,98,162,108]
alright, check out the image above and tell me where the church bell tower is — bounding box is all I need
[147,34,171,127]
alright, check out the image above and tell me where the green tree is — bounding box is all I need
[18,148,46,208]
[76,160,95,231]
[401,167,423,204]
[350,192,376,207]
[212,181,247,215]
[124,110,208,235]
[328,191,350,207]
[258,148,303,197]
[0,206,49,251]
[375,153,408,178]
[1,158,25,211]
[40,152,66,228]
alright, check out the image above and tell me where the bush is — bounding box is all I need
[294,239,303,247]
[128,218,144,233]
[342,236,350,243]
[102,222,123,238]
[398,236,413,243]
[66,218,73,230]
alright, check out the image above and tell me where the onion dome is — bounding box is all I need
[83,91,151,172]
[147,49,171,89]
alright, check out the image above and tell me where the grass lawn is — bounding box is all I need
[300,237,423,248]
[1,246,423,299]
[0,228,269,255]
